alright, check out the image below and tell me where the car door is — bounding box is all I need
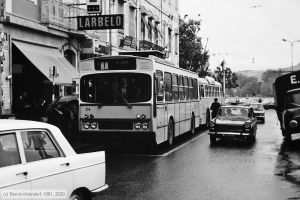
[19,130,73,198]
[0,132,31,197]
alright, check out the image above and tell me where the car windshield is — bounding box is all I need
[217,107,249,120]
[250,104,264,111]
[80,73,151,104]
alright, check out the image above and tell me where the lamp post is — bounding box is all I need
[220,60,226,97]
[282,38,300,72]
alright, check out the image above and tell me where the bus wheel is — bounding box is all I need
[167,119,174,146]
[190,114,195,135]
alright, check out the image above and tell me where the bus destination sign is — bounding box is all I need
[77,14,124,30]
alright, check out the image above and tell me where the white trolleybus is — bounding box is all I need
[78,53,223,146]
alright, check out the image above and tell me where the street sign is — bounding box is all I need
[77,14,124,30]
[87,0,102,14]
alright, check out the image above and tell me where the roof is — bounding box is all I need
[0,120,57,131]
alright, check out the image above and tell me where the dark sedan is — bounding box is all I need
[208,106,257,144]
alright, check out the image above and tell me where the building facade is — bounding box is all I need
[0,0,179,117]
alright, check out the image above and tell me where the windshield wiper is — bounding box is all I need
[113,89,132,109]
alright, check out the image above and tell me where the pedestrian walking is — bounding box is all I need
[210,98,221,119]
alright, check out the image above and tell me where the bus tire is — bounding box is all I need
[167,119,175,146]
[190,114,195,135]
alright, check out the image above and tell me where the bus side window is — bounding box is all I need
[172,74,179,101]
[179,76,184,101]
[155,70,164,102]
[189,78,193,100]
[184,77,188,100]
[193,79,198,100]
[164,72,173,102]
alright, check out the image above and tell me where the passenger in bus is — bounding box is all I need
[128,77,142,102]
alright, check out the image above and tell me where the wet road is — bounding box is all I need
[95,109,300,200]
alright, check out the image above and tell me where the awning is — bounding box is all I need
[13,41,79,85]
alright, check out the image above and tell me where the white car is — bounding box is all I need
[0,120,108,200]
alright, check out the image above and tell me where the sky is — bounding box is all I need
[179,0,300,72]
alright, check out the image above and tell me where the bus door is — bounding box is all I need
[155,71,166,144]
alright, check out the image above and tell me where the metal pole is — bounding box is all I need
[223,69,226,97]
[291,43,294,72]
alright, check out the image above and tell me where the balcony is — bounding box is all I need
[41,0,86,31]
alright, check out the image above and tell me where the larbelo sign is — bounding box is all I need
[77,14,124,30]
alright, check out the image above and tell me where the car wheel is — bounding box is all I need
[210,135,216,144]
[70,191,83,200]
[167,119,174,146]
[190,114,195,135]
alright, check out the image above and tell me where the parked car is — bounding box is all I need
[208,105,257,144]
[249,103,265,123]
[0,120,108,200]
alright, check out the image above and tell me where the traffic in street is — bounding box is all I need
[91,109,300,200]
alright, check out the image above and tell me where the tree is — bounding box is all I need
[179,18,209,76]
[214,65,238,90]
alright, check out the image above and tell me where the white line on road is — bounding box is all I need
[160,130,207,157]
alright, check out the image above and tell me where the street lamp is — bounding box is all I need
[220,60,226,97]
[282,38,300,72]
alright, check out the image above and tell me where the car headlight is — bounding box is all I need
[210,121,215,128]
[244,122,251,129]
[289,120,298,128]
[136,114,141,119]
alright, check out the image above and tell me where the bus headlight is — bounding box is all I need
[90,122,97,129]
[289,120,298,128]
[83,122,90,129]
[134,122,141,130]
[142,123,149,130]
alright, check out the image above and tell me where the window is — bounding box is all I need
[0,133,21,168]
[129,7,136,37]
[148,18,153,42]
[156,70,164,102]
[162,23,166,47]
[193,79,198,99]
[172,74,179,101]
[168,28,172,52]
[204,85,208,97]
[164,72,173,101]
[199,84,205,98]
[189,78,193,99]
[184,77,188,100]
[141,17,146,40]
[179,76,184,100]
[154,25,159,44]
[21,131,60,163]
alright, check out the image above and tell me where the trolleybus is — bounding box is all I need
[78,54,223,146]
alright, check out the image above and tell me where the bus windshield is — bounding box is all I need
[80,73,151,104]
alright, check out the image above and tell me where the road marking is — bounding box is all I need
[107,130,208,157]
[160,131,207,157]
